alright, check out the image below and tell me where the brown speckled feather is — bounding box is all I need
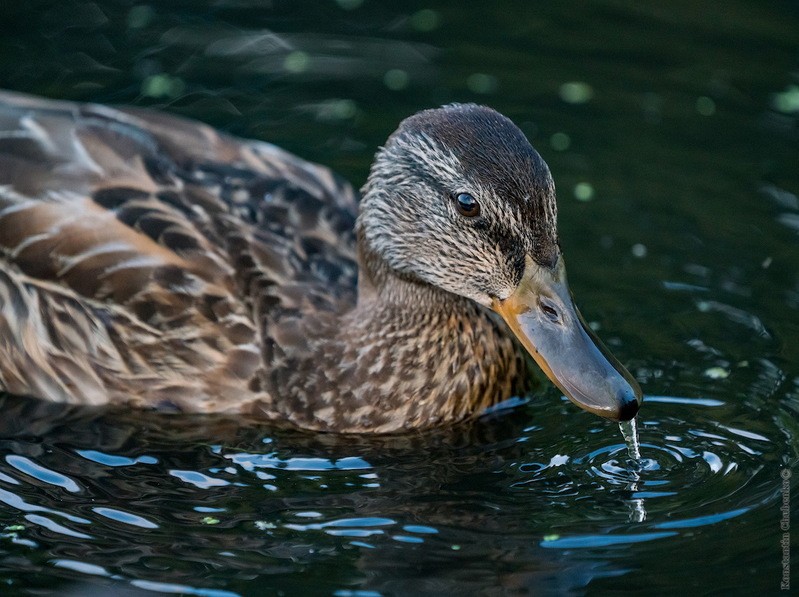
[0,93,555,433]
[0,90,359,414]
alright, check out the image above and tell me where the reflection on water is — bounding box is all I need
[0,383,792,595]
[0,0,798,595]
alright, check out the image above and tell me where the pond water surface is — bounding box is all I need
[0,1,797,595]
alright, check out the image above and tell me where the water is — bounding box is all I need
[620,418,641,461]
[0,1,798,595]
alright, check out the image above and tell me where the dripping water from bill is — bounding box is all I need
[619,417,641,461]
[619,417,645,522]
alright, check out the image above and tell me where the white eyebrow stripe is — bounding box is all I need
[403,133,463,183]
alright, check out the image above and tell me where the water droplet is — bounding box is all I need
[550,132,571,151]
[574,182,594,201]
[410,9,441,32]
[559,81,594,104]
[284,51,311,74]
[641,92,663,123]
[467,73,498,94]
[384,69,409,91]
[127,5,154,29]
[313,99,357,121]
[771,84,799,114]
[631,243,647,258]
[696,96,716,116]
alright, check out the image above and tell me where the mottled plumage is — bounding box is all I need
[0,91,640,433]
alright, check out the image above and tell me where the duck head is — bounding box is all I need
[357,104,641,421]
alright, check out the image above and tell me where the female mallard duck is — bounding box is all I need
[0,90,641,433]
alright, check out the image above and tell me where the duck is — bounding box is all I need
[0,90,641,433]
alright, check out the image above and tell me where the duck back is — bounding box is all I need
[0,90,359,411]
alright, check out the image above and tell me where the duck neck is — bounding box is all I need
[355,233,455,310]
[253,233,528,432]
[316,235,527,433]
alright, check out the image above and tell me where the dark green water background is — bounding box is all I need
[0,1,798,595]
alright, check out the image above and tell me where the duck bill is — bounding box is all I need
[492,256,642,421]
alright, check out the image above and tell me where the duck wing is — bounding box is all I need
[0,90,358,410]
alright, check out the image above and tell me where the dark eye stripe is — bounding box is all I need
[455,192,480,217]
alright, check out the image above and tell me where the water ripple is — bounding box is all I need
[169,470,230,489]
[92,507,159,529]
[5,456,80,493]
[226,452,372,472]
[509,395,774,537]
[24,514,92,540]
[76,450,158,467]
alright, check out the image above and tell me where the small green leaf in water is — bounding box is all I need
[141,74,185,99]
[3,526,24,532]
[704,367,730,380]
[542,534,560,542]
[201,516,220,525]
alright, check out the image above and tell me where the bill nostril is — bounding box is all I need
[539,300,560,322]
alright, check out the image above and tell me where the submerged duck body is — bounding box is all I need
[0,90,640,433]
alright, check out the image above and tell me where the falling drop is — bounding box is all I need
[620,417,641,461]
[620,417,645,522]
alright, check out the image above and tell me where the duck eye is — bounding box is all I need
[455,192,480,217]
